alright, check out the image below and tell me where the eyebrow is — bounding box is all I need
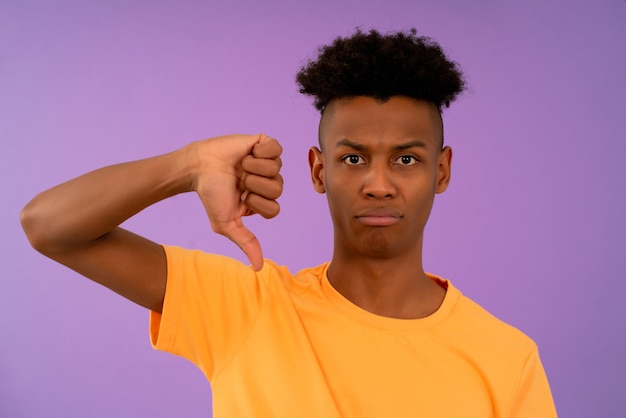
[336,139,427,151]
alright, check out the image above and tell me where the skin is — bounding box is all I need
[21,95,450,320]
[308,96,452,319]
[20,134,283,313]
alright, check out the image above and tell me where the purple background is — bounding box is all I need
[2,0,625,416]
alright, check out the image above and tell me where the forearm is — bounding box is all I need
[21,144,195,255]
[20,133,282,306]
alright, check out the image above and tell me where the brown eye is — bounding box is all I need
[395,155,418,165]
[342,155,364,165]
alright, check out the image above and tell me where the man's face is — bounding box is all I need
[308,96,451,259]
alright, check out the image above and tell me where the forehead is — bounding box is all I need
[319,96,442,149]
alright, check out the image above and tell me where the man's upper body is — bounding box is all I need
[20,29,558,416]
[151,246,556,417]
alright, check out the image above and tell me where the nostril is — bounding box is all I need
[365,191,393,199]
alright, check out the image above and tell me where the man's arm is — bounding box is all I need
[20,134,283,313]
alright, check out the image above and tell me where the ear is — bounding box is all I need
[308,146,326,194]
[435,146,452,194]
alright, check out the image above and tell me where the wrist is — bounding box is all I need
[179,141,201,193]
[150,143,199,198]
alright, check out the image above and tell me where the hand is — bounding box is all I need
[191,134,283,270]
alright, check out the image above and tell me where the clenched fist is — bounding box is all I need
[189,133,283,270]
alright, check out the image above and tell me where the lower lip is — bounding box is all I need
[356,216,401,226]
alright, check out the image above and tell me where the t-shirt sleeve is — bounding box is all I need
[149,245,270,380]
[511,347,558,417]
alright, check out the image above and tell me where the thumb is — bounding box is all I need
[220,221,264,271]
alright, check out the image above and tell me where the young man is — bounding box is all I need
[21,29,557,416]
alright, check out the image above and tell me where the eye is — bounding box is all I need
[341,154,365,166]
[394,155,419,166]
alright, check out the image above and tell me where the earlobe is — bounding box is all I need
[308,147,326,194]
[436,146,452,194]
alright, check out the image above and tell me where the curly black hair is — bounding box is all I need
[296,28,465,113]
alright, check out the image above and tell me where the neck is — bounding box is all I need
[327,247,445,319]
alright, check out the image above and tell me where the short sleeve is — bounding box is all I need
[510,347,558,417]
[149,245,270,380]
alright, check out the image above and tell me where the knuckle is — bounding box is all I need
[242,173,253,189]
[276,183,284,197]
[241,155,254,171]
[267,163,281,178]
[261,201,280,219]
[267,182,282,199]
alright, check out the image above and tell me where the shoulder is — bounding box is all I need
[436,277,538,356]
[163,244,281,275]
[430,275,537,359]
[162,245,321,287]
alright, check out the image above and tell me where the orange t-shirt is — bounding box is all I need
[150,246,557,417]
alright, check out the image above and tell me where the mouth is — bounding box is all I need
[354,208,403,227]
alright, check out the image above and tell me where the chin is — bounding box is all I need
[358,230,400,257]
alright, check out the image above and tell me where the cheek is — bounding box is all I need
[409,190,436,223]
[324,181,355,219]
[324,186,343,213]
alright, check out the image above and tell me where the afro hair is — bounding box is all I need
[296,28,466,113]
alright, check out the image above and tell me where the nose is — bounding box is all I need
[362,162,395,199]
